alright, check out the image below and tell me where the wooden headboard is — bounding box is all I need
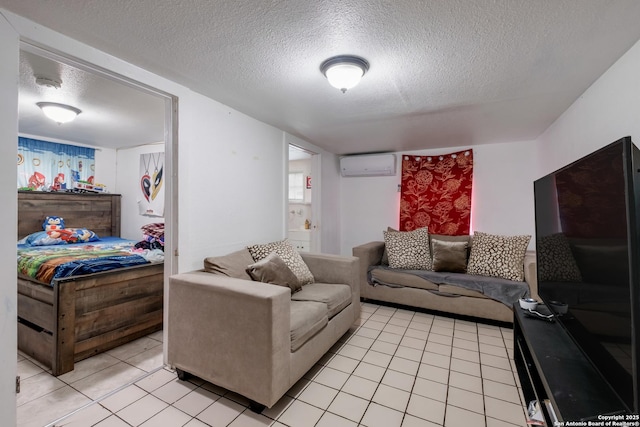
[18,191,121,239]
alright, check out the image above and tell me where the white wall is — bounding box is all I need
[0,12,18,427]
[340,141,539,255]
[178,90,287,271]
[115,143,164,240]
[96,147,117,191]
[471,140,538,238]
[536,38,640,175]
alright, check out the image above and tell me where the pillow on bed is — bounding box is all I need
[19,228,100,246]
[141,223,165,240]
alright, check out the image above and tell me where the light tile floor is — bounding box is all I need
[18,303,529,427]
[17,330,164,427]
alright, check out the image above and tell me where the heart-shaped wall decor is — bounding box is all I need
[141,174,151,202]
[151,166,163,201]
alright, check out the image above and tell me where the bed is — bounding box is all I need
[17,191,164,376]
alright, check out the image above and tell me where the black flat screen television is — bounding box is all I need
[534,136,640,413]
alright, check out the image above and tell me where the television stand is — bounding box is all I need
[513,304,627,424]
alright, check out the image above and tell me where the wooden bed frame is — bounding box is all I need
[17,191,164,376]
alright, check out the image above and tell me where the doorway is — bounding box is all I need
[288,144,319,252]
[16,42,177,426]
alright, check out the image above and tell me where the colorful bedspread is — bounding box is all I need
[17,237,161,285]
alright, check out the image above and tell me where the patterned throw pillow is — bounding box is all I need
[537,233,582,282]
[247,239,314,285]
[383,227,432,270]
[467,231,531,281]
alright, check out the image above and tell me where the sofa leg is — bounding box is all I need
[176,368,190,381]
[248,400,266,414]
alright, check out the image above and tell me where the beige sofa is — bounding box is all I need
[167,250,360,411]
[353,240,537,323]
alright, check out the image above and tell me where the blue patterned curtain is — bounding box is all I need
[17,137,95,190]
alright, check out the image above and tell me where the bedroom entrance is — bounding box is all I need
[16,42,177,426]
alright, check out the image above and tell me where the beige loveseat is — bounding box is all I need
[353,237,538,323]
[167,248,360,411]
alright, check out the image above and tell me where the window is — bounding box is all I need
[289,172,304,202]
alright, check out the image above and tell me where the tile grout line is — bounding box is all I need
[43,365,166,427]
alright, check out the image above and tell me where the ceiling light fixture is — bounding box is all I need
[320,55,369,93]
[36,102,82,124]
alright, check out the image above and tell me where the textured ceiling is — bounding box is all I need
[4,0,640,154]
[19,50,165,149]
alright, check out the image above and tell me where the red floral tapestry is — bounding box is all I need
[400,149,473,235]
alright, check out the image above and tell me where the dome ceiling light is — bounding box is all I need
[320,55,369,93]
[36,102,82,124]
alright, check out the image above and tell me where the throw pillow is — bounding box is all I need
[247,239,315,285]
[383,227,432,270]
[246,252,302,292]
[204,248,255,280]
[467,231,531,281]
[381,226,398,265]
[431,238,468,273]
[537,233,582,282]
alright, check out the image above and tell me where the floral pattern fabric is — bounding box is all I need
[400,150,473,235]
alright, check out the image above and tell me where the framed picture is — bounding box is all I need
[306,176,312,189]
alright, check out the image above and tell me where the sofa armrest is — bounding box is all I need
[524,251,539,300]
[352,241,385,299]
[300,252,360,319]
[352,241,385,266]
[168,271,290,407]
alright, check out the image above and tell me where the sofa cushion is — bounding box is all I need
[383,227,432,270]
[292,283,352,318]
[203,248,255,280]
[467,231,531,281]
[290,301,328,352]
[247,239,315,285]
[431,238,468,273]
[246,252,302,293]
[371,267,439,291]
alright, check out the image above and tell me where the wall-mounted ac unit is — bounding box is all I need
[340,153,397,177]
